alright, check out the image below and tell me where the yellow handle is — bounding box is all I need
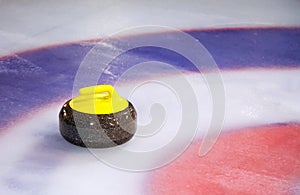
[70,85,128,114]
[79,85,113,97]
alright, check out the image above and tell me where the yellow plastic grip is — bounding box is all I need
[69,85,128,114]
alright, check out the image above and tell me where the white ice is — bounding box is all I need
[0,0,300,57]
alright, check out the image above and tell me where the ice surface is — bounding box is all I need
[0,0,299,194]
[0,0,300,57]
[0,69,299,194]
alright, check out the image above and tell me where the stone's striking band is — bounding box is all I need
[59,85,137,148]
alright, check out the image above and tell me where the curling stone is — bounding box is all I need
[59,85,137,148]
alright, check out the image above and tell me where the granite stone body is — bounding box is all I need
[59,100,137,148]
